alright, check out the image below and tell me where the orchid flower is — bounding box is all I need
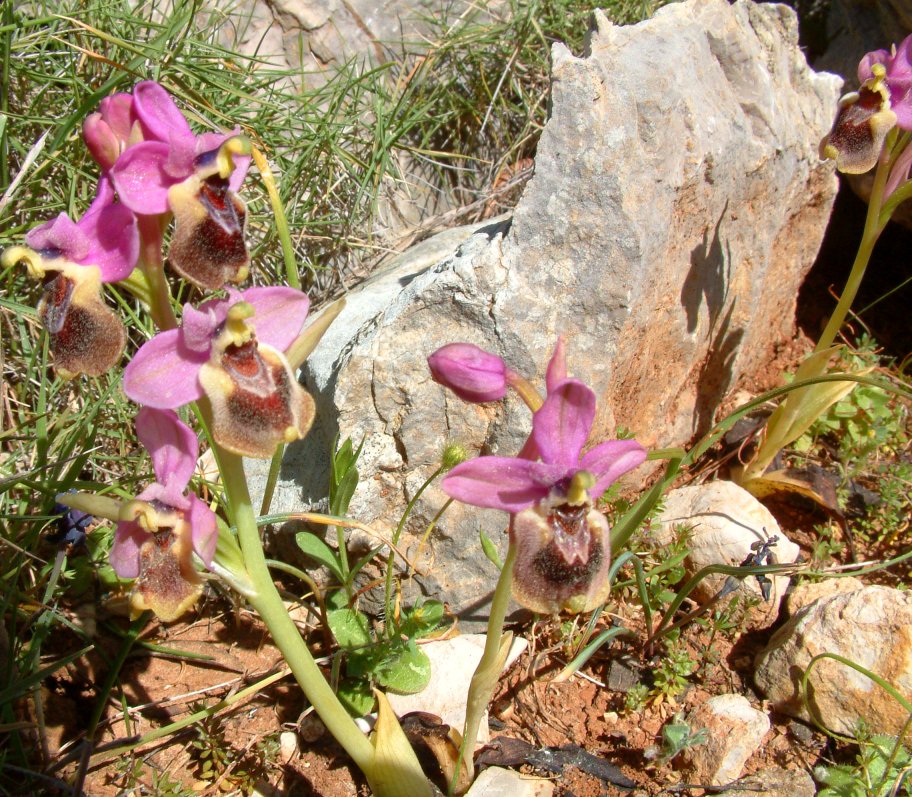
[111,408,217,621]
[108,81,252,290]
[1,178,138,377]
[820,34,912,174]
[441,369,646,614]
[123,287,316,458]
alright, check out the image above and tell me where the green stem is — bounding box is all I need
[218,448,375,772]
[383,466,444,634]
[815,135,893,354]
[452,541,517,794]
[136,214,177,331]
[250,146,301,290]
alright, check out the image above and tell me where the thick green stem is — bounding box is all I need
[136,214,177,331]
[453,541,517,794]
[814,139,893,353]
[218,449,375,772]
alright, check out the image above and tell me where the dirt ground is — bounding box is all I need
[31,479,860,797]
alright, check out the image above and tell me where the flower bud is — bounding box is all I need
[440,442,469,472]
[427,342,507,403]
[83,114,121,171]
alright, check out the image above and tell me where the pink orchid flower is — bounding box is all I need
[433,340,646,614]
[107,81,252,290]
[123,287,316,458]
[821,34,912,174]
[2,178,138,377]
[111,407,217,621]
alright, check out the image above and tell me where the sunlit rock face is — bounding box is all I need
[250,0,842,623]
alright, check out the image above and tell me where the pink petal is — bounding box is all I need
[111,141,176,214]
[123,329,207,408]
[580,439,648,499]
[132,81,193,142]
[26,212,89,260]
[100,92,135,142]
[532,379,595,467]
[110,520,147,578]
[545,338,568,393]
[187,493,217,566]
[181,302,221,355]
[77,182,138,282]
[135,407,198,491]
[441,456,564,513]
[242,287,310,351]
[859,49,891,83]
[83,114,120,171]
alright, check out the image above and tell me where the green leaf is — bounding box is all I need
[375,642,431,694]
[330,436,364,516]
[295,532,345,582]
[398,600,444,638]
[479,530,503,569]
[327,608,372,649]
[337,677,375,716]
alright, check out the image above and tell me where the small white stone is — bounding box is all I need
[279,730,299,763]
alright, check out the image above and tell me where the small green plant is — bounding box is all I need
[294,436,447,715]
[624,683,650,713]
[798,335,906,467]
[816,732,912,797]
[650,634,698,703]
[190,704,280,791]
[643,712,709,766]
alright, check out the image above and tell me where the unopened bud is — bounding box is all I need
[427,342,507,403]
[441,443,469,472]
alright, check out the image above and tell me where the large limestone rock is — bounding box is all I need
[755,585,912,737]
[251,0,841,620]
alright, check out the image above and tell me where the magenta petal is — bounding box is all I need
[441,456,563,513]
[132,81,193,142]
[101,93,135,142]
[181,303,221,354]
[111,520,147,578]
[136,407,198,491]
[111,141,176,214]
[77,198,138,282]
[242,287,310,350]
[83,114,120,171]
[123,330,207,408]
[532,379,596,467]
[580,439,648,499]
[187,494,217,567]
[545,337,568,394]
[26,212,88,260]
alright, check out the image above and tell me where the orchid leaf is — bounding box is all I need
[368,691,434,797]
[742,348,864,481]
